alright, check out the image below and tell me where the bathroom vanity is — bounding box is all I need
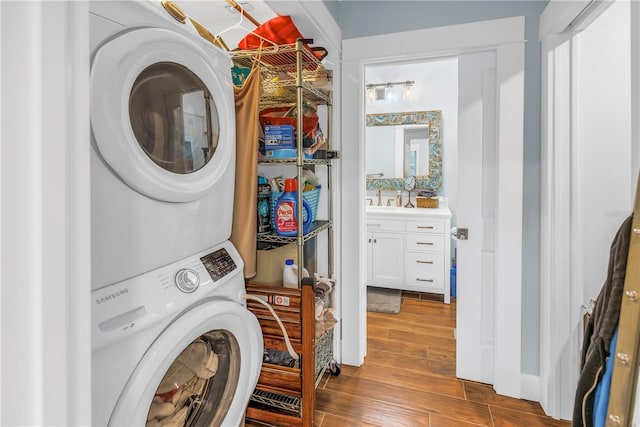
[366,206,452,304]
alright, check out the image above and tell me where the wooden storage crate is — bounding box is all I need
[245,279,337,427]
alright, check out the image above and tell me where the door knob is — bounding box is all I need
[451,227,469,240]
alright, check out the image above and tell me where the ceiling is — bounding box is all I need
[174,0,277,49]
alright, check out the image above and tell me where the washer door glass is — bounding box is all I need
[147,330,239,427]
[130,62,220,175]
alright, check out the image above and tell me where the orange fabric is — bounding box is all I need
[237,15,324,66]
[231,64,262,279]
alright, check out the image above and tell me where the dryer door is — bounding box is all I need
[109,300,262,427]
[91,27,234,202]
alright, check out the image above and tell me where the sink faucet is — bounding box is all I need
[377,189,382,206]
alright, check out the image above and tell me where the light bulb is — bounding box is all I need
[403,84,412,100]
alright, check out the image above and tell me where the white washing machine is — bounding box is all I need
[90,1,237,290]
[92,241,263,427]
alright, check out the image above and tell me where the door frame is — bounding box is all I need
[0,2,92,425]
[341,16,526,398]
[539,0,640,419]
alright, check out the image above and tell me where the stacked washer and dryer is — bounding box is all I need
[90,2,262,426]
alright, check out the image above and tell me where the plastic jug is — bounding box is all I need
[274,178,313,236]
[282,259,309,289]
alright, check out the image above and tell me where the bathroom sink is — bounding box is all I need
[366,205,447,216]
[366,205,399,212]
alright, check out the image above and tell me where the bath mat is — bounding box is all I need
[367,287,402,314]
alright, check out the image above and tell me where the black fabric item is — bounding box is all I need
[263,349,297,368]
[572,215,633,426]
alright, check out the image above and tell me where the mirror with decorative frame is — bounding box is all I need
[365,110,442,192]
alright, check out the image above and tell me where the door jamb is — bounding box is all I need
[341,16,526,398]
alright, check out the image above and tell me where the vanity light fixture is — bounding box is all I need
[366,80,415,101]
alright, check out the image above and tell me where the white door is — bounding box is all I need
[366,232,373,282]
[456,51,497,384]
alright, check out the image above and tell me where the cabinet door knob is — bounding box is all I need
[417,260,434,264]
[416,278,434,282]
[417,242,434,245]
[417,226,434,229]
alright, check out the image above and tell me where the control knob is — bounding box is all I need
[175,268,200,293]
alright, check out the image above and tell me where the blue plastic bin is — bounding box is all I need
[450,265,457,298]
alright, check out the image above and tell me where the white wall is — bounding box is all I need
[574,0,633,301]
[364,58,459,226]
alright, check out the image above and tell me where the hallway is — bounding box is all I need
[315,295,570,426]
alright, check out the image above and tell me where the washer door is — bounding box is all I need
[91,27,234,202]
[109,300,262,427]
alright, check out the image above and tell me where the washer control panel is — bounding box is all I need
[174,268,200,293]
[92,241,244,350]
[200,248,237,282]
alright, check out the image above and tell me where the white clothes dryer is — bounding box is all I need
[90,1,237,289]
[92,241,262,427]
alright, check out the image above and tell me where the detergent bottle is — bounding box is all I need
[274,178,312,236]
[282,259,309,289]
[257,176,272,234]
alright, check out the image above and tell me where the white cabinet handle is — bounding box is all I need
[417,242,434,245]
[416,278,434,282]
[368,223,381,227]
[416,260,434,264]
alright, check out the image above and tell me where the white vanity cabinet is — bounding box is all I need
[366,208,452,304]
[366,218,404,285]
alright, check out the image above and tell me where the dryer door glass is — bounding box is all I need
[147,330,239,427]
[129,62,220,174]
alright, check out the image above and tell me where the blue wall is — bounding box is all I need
[325,0,547,375]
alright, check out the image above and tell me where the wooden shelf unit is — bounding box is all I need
[245,281,334,427]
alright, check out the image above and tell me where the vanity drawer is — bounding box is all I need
[404,252,445,290]
[366,219,404,232]
[405,234,445,252]
[406,220,445,234]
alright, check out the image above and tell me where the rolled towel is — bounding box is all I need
[147,401,175,421]
[179,342,219,379]
[159,406,188,427]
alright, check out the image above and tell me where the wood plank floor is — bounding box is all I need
[313,294,571,427]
